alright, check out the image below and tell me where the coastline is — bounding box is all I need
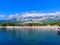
[0,26,59,30]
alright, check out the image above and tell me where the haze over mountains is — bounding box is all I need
[7,11,60,22]
[0,11,60,22]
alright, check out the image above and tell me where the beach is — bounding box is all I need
[0,26,59,30]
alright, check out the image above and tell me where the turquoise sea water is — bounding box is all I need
[0,28,60,45]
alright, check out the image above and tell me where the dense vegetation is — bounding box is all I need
[0,22,60,26]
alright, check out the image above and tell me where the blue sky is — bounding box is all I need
[0,0,60,15]
[0,0,60,20]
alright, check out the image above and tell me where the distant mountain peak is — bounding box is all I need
[7,11,60,22]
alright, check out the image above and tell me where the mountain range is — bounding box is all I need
[0,12,60,23]
[7,12,60,22]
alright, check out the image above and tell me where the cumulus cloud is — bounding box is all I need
[55,11,60,15]
[48,11,60,16]
[5,11,60,20]
[21,12,47,17]
[19,11,60,17]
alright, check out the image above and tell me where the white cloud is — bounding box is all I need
[48,13,55,15]
[5,11,60,20]
[0,15,5,18]
[20,11,60,17]
[55,11,60,15]
[48,11,60,16]
[0,15,5,20]
[7,15,14,20]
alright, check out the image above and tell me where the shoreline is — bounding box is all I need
[0,26,59,30]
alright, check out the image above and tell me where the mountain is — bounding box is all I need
[6,12,60,22]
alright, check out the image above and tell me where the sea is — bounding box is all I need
[0,28,60,45]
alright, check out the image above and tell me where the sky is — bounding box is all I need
[0,0,60,20]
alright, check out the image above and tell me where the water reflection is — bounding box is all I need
[0,28,60,45]
[57,29,60,35]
